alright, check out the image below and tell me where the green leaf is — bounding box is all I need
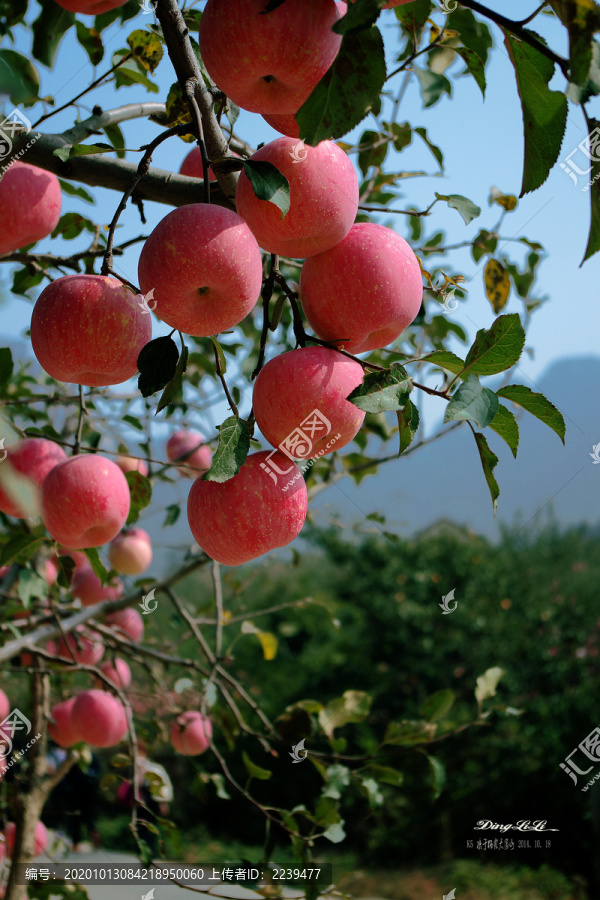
[496,384,566,443]
[347,365,412,414]
[242,160,290,219]
[426,754,446,801]
[364,764,404,787]
[31,1,74,67]
[414,126,444,170]
[57,179,94,204]
[394,0,432,32]
[473,431,500,513]
[0,535,44,567]
[103,123,125,160]
[503,30,568,195]
[203,416,250,483]
[137,336,179,399]
[358,129,387,177]
[475,665,506,704]
[51,213,97,241]
[484,258,511,314]
[12,267,44,297]
[125,471,152,526]
[434,192,481,225]
[472,229,498,264]
[454,44,486,97]
[57,553,76,589]
[581,112,600,264]
[162,504,180,527]
[318,690,372,740]
[421,689,455,722]
[17,570,47,608]
[75,21,104,67]
[84,547,108,585]
[322,821,346,843]
[68,143,116,157]
[443,375,499,429]
[358,775,384,808]
[113,50,159,93]
[209,336,227,375]
[423,349,465,375]
[489,403,519,458]
[126,29,163,73]
[321,764,351,800]
[0,49,39,106]
[396,399,420,456]
[462,313,526,377]
[297,27,386,145]
[0,348,13,386]
[156,344,188,415]
[383,720,436,746]
[549,0,600,86]
[122,415,144,431]
[242,750,272,781]
[333,0,386,34]
[414,66,452,108]
[448,7,493,67]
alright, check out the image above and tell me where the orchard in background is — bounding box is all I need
[0,1,595,898]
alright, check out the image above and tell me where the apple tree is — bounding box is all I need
[0,0,597,897]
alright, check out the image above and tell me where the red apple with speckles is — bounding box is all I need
[166,430,212,478]
[261,112,300,138]
[170,711,212,756]
[187,451,307,566]
[236,137,358,259]
[41,454,130,549]
[0,438,66,518]
[300,223,423,354]
[253,347,365,458]
[72,689,128,748]
[116,456,149,477]
[199,0,341,114]
[0,162,61,257]
[109,528,153,576]
[48,697,81,748]
[105,608,144,643]
[31,274,152,387]
[179,146,240,180]
[138,205,263,336]
[71,566,124,607]
[99,658,131,690]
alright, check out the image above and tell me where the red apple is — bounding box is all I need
[115,456,149,477]
[170,711,212,756]
[179,146,240,180]
[349,0,413,6]
[72,689,128,748]
[300,223,423,354]
[253,347,365,457]
[166,430,212,478]
[48,697,82,748]
[105,608,144,643]
[54,0,127,11]
[30,274,152,387]
[262,113,300,139]
[43,557,59,586]
[41,454,130,549]
[71,566,124,607]
[0,689,9,721]
[99,658,131,690]
[236,137,358,259]
[199,0,342,115]
[108,528,152,576]
[138,204,263,336]
[0,162,61,257]
[0,438,66,518]
[187,450,307,566]
[55,627,104,666]
[4,820,48,857]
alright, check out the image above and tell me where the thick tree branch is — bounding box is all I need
[155,0,239,201]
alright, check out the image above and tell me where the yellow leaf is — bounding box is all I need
[489,187,518,211]
[126,30,163,74]
[484,259,510,314]
[240,620,278,660]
